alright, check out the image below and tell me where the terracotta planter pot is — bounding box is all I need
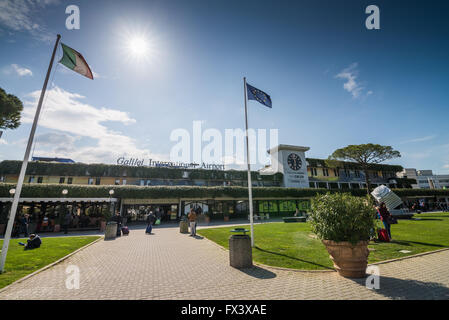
[54,224,61,233]
[322,240,370,278]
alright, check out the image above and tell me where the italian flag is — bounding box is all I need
[59,43,94,80]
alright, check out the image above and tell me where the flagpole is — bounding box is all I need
[0,34,61,273]
[243,77,255,248]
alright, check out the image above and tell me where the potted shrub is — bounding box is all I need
[55,204,68,233]
[100,205,114,231]
[309,193,375,278]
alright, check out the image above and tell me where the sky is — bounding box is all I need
[0,0,448,173]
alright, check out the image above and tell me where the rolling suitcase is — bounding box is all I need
[121,226,129,235]
[377,228,390,242]
[145,224,152,234]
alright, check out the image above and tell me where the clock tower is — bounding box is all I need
[267,144,310,188]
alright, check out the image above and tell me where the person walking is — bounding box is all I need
[19,214,29,237]
[146,211,156,234]
[62,211,72,234]
[378,202,394,240]
[188,208,197,237]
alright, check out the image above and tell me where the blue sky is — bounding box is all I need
[1,0,448,173]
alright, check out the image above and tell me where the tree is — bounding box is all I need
[0,87,23,131]
[327,144,401,194]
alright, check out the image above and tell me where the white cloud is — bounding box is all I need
[401,135,437,144]
[0,0,59,41]
[335,63,370,98]
[23,86,167,164]
[9,64,33,76]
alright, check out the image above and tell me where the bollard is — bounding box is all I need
[179,220,189,234]
[229,234,253,268]
[104,221,117,240]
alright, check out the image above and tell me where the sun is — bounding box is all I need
[127,36,149,58]
[116,23,161,68]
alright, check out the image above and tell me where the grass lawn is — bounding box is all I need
[198,212,449,270]
[0,236,100,289]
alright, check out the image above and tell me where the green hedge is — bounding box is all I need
[2,183,447,200]
[0,161,283,182]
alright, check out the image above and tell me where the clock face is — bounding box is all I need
[287,153,302,171]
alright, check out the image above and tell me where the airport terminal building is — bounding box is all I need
[0,144,418,229]
[0,145,404,190]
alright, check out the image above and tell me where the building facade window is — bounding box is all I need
[323,168,329,177]
[355,170,360,178]
[67,177,73,184]
[59,177,65,184]
[88,178,94,185]
[311,168,317,176]
[122,179,127,185]
[115,179,120,185]
[95,178,101,185]
[28,176,35,183]
[37,177,43,184]
[333,169,339,177]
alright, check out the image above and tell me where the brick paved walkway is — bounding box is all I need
[1,225,448,300]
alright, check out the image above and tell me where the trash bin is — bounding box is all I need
[229,228,252,268]
[179,220,189,234]
[105,221,117,240]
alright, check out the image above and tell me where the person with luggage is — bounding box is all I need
[111,212,123,237]
[146,211,156,234]
[377,202,393,241]
[188,208,197,237]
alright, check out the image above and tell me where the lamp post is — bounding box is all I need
[109,189,115,219]
[8,189,16,220]
[58,189,68,233]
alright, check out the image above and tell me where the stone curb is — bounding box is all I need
[198,232,449,273]
[368,247,449,266]
[0,235,103,294]
[198,232,335,273]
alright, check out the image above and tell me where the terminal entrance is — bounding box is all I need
[121,199,179,223]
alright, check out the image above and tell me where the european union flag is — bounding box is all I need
[246,83,272,108]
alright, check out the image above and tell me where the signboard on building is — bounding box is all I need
[116,157,225,170]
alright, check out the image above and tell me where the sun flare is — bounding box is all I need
[128,36,149,58]
[117,24,160,67]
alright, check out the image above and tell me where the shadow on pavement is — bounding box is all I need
[238,265,277,279]
[254,246,334,270]
[350,276,449,300]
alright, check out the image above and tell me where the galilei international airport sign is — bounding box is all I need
[116,157,225,171]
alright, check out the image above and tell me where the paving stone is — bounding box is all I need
[0,226,448,300]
